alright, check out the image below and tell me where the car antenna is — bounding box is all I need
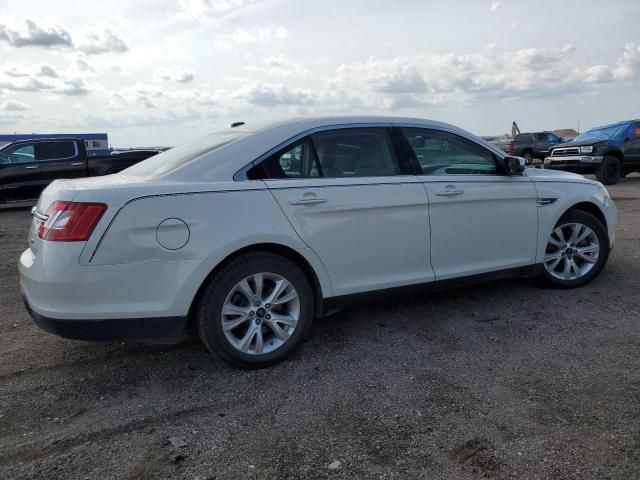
[230,121,245,128]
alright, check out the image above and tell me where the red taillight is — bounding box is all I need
[38,201,107,242]
[508,142,515,154]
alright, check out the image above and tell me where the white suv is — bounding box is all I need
[20,117,617,367]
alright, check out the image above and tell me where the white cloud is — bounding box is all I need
[0,18,73,48]
[235,82,315,106]
[0,63,95,96]
[156,66,195,83]
[77,27,128,55]
[613,42,640,80]
[490,1,502,13]
[230,24,288,43]
[244,54,308,76]
[1,99,30,111]
[178,0,259,19]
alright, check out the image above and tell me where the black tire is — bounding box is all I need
[196,252,314,368]
[541,209,610,289]
[522,150,533,165]
[595,156,622,185]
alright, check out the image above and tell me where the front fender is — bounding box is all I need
[533,181,616,262]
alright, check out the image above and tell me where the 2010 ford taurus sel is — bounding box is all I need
[20,117,617,368]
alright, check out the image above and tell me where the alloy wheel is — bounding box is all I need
[221,272,300,355]
[544,223,600,281]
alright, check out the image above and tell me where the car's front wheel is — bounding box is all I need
[196,252,314,368]
[542,209,610,288]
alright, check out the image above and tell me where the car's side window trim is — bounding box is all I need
[36,141,79,163]
[248,125,411,181]
[235,123,395,181]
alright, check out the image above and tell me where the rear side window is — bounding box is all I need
[250,128,401,179]
[515,133,533,141]
[36,141,77,162]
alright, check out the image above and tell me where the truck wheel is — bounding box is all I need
[522,150,533,165]
[595,156,622,185]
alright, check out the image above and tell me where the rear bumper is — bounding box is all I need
[22,293,188,343]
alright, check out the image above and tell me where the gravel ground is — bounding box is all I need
[1,175,639,479]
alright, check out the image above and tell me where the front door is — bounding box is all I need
[257,127,434,296]
[400,127,539,280]
[0,143,41,201]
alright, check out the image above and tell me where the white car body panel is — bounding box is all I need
[266,176,432,296]
[420,174,538,279]
[18,116,617,333]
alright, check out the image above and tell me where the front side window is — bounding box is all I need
[0,144,35,164]
[251,128,401,179]
[36,141,77,162]
[401,128,496,175]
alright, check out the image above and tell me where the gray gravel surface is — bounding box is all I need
[1,175,640,479]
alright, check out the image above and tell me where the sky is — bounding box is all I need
[0,0,639,147]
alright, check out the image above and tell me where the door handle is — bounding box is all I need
[289,193,327,205]
[70,162,83,166]
[24,165,38,169]
[435,186,464,196]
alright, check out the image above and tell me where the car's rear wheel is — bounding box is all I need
[595,156,622,185]
[542,210,609,288]
[196,252,313,368]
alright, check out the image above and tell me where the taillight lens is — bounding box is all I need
[38,201,107,241]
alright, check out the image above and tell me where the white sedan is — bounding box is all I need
[20,117,617,368]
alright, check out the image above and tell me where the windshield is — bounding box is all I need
[573,124,630,142]
[123,131,246,177]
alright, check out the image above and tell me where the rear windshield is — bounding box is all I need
[123,131,246,177]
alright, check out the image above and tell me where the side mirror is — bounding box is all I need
[502,156,525,175]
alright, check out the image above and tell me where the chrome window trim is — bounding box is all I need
[233,122,505,181]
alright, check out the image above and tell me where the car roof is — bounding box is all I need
[164,115,503,182]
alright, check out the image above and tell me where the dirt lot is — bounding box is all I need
[1,176,639,480]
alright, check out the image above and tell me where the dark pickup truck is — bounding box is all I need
[0,138,159,201]
[544,120,640,185]
[496,132,564,164]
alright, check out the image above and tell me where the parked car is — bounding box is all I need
[0,138,160,201]
[495,132,564,164]
[20,117,616,368]
[544,120,640,185]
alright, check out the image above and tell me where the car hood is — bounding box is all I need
[525,167,598,185]
[553,139,611,148]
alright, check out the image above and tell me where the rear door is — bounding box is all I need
[400,127,538,280]
[0,143,42,200]
[36,140,85,185]
[625,122,640,167]
[256,126,434,296]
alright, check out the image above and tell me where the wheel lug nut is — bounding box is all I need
[255,301,260,307]
[249,311,254,316]
[265,314,271,320]
[265,303,271,309]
